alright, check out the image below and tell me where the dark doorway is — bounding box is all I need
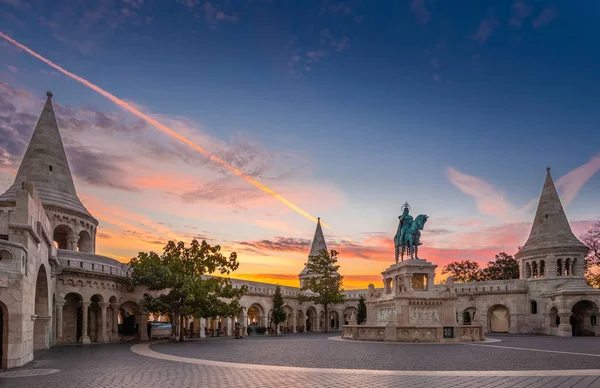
[120,314,136,335]
[571,300,598,337]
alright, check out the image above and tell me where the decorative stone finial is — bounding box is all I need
[546,167,551,172]
[46,91,53,98]
[317,217,320,222]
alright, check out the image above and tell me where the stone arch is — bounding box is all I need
[343,306,358,325]
[570,300,599,337]
[305,307,317,332]
[247,303,265,326]
[329,310,340,330]
[0,301,7,369]
[565,258,572,276]
[463,307,477,325]
[557,258,563,276]
[78,230,92,253]
[62,292,83,343]
[488,305,510,333]
[53,224,74,250]
[119,301,140,338]
[34,264,50,350]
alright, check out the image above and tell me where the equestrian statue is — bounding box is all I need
[393,202,429,262]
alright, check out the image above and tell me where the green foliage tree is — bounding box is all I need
[129,239,247,342]
[271,285,287,335]
[299,249,345,333]
[482,252,520,280]
[582,222,600,287]
[357,295,367,325]
[441,260,482,283]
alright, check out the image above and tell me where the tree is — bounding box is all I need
[441,260,482,283]
[482,252,520,280]
[298,249,345,333]
[357,295,367,325]
[129,239,247,342]
[271,285,287,335]
[581,222,600,287]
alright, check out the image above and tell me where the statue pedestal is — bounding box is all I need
[341,258,485,343]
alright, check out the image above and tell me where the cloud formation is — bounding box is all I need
[410,0,431,24]
[532,8,556,29]
[471,17,499,43]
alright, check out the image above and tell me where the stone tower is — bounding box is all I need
[0,92,98,253]
[299,218,328,288]
[516,168,588,280]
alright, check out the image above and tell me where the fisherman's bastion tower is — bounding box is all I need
[0,92,598,369]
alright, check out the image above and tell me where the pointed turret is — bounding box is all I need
[0,92,95,220]
[299,218,328,277]
[517,168,587,256]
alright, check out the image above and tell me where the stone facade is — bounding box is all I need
[1,92,598,369]
[0,93,363,369]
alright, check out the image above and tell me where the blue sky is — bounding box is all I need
[1,0,599,287]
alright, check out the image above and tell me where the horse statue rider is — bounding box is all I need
[394,202,429,262]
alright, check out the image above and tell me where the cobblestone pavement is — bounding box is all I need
[1,333,600,388]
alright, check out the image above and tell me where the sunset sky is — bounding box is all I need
[1,0,599,289]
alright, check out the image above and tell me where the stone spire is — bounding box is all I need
[0,92,95,220]
[300,218,328,276]
[517,168,587,256]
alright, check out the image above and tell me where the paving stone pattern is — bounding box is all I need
[1,334,600,388]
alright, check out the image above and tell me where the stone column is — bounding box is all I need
[227,317,233,336]
[558,313,572,337]
[137,313,149,340]
[199,317,206,338]
[315,313,321,332]
[100,302,108,343]
[111,303,119,341]
[80,302,91,344]
[68,235,79,251]
[292,314,297,333]
[55,301,64,343]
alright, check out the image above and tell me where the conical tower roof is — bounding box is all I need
[300,218,328,276]
[0,92,95,221]
[517,168,586,256]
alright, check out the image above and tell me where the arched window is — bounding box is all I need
[532,262,538,278]
[526,263,531,278]
[565,258,571,276]
[556,259,563,276]
[539,260,545,277]
[572,258,577,276]
[592,315,597,327]
[530,300,537,314]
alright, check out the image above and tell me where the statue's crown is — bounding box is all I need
[402,202,410,212]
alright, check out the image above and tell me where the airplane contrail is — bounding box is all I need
[0,31,330,229]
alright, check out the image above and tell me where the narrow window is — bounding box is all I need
[49,165,53,171]
[530,301,537,314]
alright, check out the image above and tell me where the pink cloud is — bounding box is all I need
[555,153,600,207]
[532,8,557,29]
[471,18,499,43]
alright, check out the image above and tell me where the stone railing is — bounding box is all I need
[57,250,126,277]
[436,279,527,295]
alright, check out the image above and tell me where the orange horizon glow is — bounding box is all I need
[0,31,330,230]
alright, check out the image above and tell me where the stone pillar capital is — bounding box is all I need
[81,301,91,308]
[55,300,66,307]
[99,302,110,309]
[111,302,120,309]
